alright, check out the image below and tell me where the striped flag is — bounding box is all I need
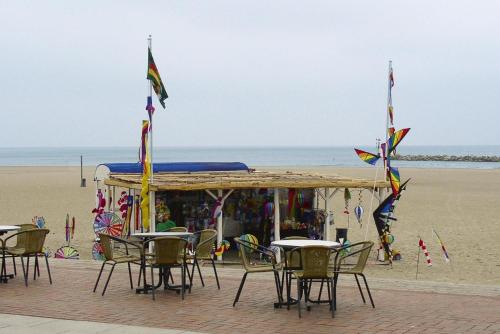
[147,48,168,108]
[418,238,432,266]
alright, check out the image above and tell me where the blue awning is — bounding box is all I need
[97,162,249,174]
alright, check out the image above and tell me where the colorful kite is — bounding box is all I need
[354,148,380,166]
[387,128,410,154]
[388,166,401,196]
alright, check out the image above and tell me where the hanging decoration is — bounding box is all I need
[432,228,450,263]
[117,191,129,219]
[344,188,351,228]
[92,189,106,215]
[123,195,133,238]
[209,197,223,229]
[140,119,151,230]
[354,190,364,227]
[354,149,380,166]
[388,166,401,197]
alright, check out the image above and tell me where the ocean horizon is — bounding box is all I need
[0,145,499,169]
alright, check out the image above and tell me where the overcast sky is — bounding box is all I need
[1,1,499,147]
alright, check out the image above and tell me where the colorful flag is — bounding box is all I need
[432,228,450,263]
[140,120,151,230]
[354,148,380,165]
[387,128,410,154]
[388,166,400,196]
[147,48,168,108]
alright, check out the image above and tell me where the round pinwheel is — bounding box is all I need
[93,212,123,237]
[54,246,79,259]
[92,241,105,261]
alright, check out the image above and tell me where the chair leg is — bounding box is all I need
[333,274,338,311]
[195,258,204,287]
[20,256,28,287]
[150,266,155,301]
[185,262,193,293]
[181,264,185,300]
[354,274,366,304]
[93,262,106,292]
[273,271,283,305]
[286,271,292,310]
[317,279,324,302]
[26,256,30,286]
[361,274,375,308]
[33,256,38,280]
[297,278,302,318]
[127,262,133,289]
[102,263,116,296]
[12,257,16,276]
[233,272,247,307]
[211,258,220,289]
[169,269,174,284]
[330,277,335,318]
[44,254,52,285]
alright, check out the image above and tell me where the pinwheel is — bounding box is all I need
[33,216,46,229]
[92,241,105,261]
[93,212,123,237]
[55,246,79,260]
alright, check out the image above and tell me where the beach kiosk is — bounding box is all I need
[94,162,389,259]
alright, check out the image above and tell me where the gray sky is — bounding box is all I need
[1,1,499,147]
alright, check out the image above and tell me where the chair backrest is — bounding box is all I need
[339,241,374,273]
[168,227,188,232]
[195,229,216,259]
[295,246,332,279]
[234,237,254,271]
[23,229,49,254]
[153,237,187,265]
[98,233,115,261]
[14,224,37,248]
[282,236,308,268]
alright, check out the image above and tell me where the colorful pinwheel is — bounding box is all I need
[93,212,123,237]
[55,246,80,260]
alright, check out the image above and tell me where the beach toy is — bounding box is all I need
[238,234,258,254]
[92,241,105,261]
[214,240,230,257]
[93,212,123,237]
[384,234,395,244]
[55,246,79,260]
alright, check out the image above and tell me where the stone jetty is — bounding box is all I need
[392,154,500,162]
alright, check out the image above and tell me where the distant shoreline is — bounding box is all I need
[393,154,500,162]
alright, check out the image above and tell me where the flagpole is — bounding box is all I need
[148,35,155,234]
[385,60,392,181]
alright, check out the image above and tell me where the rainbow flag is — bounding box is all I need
[354,149,380,165]
[147,48,168,108]
[388,166,400,196]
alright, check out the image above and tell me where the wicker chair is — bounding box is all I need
[291,246,334,318]
[330,241,375,310]
[3,224,37,277]
[167,227,188,232]
[147,237,188,301]
[232,237,283,307]
[3,228,51,287]
[280,236,309,309]
[93,233,142,296]
[186,229,219,291]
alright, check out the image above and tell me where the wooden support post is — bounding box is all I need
[324,188,331,241]
[217,189,223,261]
[274,188,280,241]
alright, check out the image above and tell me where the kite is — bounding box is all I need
[354,149,380,166]
[387,128,410,154]
[388,166,401,196]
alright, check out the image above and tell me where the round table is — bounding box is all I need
[131,232,193,238]
[0,225,21,236]
[271,239,341,249]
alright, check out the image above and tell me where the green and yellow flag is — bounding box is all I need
[147,48,168,108]
[140,120,151,229]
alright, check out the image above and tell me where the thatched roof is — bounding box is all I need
[103,170,389,191]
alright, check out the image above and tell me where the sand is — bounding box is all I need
[0,165,499,285]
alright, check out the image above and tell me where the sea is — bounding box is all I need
[1,146,500,169]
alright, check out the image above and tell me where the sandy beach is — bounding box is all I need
[1,165,499,285]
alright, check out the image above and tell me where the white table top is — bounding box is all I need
[131,232,193,238]
[0,225,21,232]
[271,239,341,249]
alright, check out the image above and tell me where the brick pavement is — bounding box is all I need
[0,259,499,334]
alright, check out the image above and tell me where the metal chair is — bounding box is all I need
[3,228,52,287]
[232,237,283,307]
[280,236,308,309]
[3,224,37,277]
[291,245,334,318]
[187,229,219,291]
[93,233,142,296]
